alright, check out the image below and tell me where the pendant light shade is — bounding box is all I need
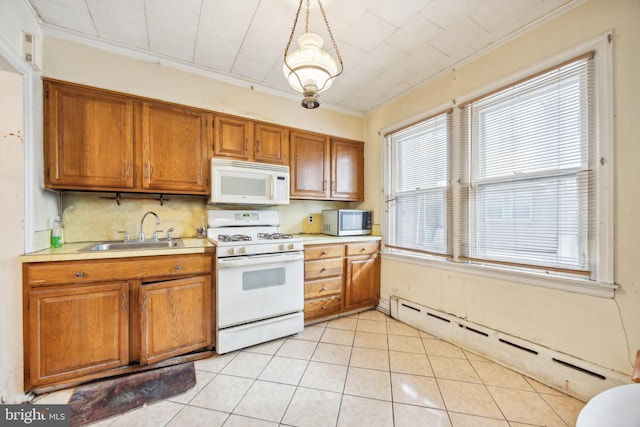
[283,0,343,109]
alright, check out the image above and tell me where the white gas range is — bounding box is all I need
[207,210,304,354]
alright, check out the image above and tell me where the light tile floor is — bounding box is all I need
[39,310,586,426]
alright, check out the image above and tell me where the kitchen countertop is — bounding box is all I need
[20,234,382,263]
[20,238,215,263]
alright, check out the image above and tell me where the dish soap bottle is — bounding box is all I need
[51,216,63,248]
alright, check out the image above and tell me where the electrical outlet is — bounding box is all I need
[308,215,314,224]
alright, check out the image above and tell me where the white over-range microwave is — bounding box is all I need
[209,158,290,205]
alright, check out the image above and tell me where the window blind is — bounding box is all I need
[387,111,453,258]
[458,54,595,275]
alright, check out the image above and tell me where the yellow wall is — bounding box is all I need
[60,192,347,243]
[365,0,640,376]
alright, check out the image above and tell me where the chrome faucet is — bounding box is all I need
[139,211,160,241]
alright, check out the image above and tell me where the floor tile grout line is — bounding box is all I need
[85,309,584,426]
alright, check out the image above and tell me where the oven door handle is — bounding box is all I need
[217,252,304,268]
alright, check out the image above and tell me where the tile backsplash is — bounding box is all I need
[60,192,350,243]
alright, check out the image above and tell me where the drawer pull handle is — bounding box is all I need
[75,271,85,278]
[321,305,327,310]
[121,293,126,311]
[321,286,327,291]
[360,247,366,251]
[320,267,327,272]
[141,294,147,312]
[175,265,182,271]
[321,251,327,255]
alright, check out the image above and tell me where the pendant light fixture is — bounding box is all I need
[283,0,343,109]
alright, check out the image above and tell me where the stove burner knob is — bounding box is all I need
[288,243,295,250]
[279,243,286,251]
[228,247,235,255]
[239,246,246,254]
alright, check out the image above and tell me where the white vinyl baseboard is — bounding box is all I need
[388,295,629,401]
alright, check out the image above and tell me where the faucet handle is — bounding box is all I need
[152,230,164,241]
[166,228,174,241]
[118,230,130,242]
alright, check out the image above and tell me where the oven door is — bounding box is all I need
[217,251,304,329]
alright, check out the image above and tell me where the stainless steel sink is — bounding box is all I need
[80,239,184,252]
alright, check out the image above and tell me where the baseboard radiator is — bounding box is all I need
[388,295,628,401]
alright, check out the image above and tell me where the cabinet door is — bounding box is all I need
[44,80,134,190]
[344,254,380,312]
[254,123,289,165]
[140,102,210,194]
[331,139,364,201]
[213,115,253,160]
[27,282,129,388]
[140,275,212,365]
[290,131,330,199]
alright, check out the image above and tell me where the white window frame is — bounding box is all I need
[381,32,615,298]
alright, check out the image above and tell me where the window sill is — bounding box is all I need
[382,251,617,298]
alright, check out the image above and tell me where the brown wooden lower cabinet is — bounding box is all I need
[23,253,214,390]
[27,282,130,388]
[303,240,380,322]
[140,275,212,365]
[344,241,381,312]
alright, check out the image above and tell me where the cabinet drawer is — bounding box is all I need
[346,241,380,257]
[304,296,341,321]
[139,255,212,279]
[26,259,139,286]
[304,258,343,280]
[305,244,344,260]
[304,277,342,299]
[26,254,213,286]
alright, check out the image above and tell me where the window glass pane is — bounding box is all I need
[393,115,448,191]
[396,190,447,254]
[475,63,588,181]
[474,175,587,269]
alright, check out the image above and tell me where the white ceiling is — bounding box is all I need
[26,0,577,114]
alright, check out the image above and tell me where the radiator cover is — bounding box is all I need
[389,295,628,401]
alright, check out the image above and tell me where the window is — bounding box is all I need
[460,54,594,276]
[385,111,452,258]
[383,36,613,295]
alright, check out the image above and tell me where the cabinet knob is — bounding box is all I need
[320,267,327,272]
[175,265,182,271]
[321,305,327,310]
[75,271,85,278]
[321,251,327,255]
[321,286,327,292]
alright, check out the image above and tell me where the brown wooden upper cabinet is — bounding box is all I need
[213,115,288,165]
[290,131,364,201]
[44,79,135,190]
[139,101,210,194]
[44,80,211,195]
[330,138,365,201]
[44,80,363,200]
